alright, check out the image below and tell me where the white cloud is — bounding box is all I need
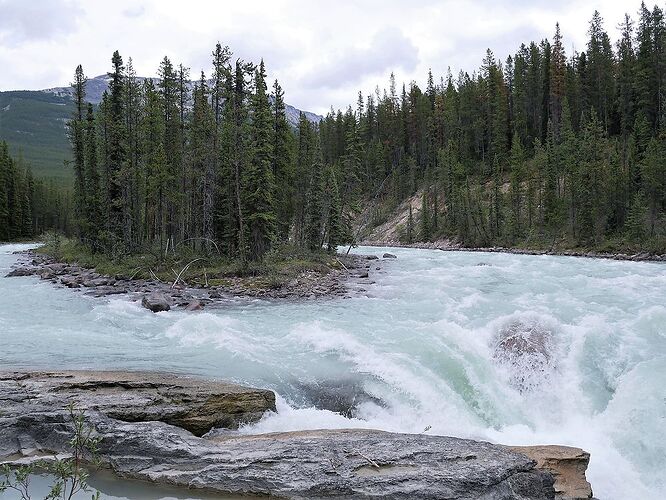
[0,0,648,114]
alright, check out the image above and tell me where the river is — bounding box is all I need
[1,242,664,499]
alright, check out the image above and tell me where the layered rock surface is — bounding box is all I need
[0,371,276,436]
[0,371,592,499]
[509,446,593,499]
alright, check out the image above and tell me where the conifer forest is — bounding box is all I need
[2,6,666,257]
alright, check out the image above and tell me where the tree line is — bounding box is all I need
[320,5,666,251]
[69,45,349,261]
[0,142,71,241]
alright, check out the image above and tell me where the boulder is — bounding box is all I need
[0,371,599,498]
[185,299,204,311]
[5,267,37,277]
[509,445,593,499]
[141,292,171,312]
[382,253,397,259]
[0,370,556,499]
[0,371,276,436]
[60,276,81,288]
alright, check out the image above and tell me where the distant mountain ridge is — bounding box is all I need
[0,75,322,182]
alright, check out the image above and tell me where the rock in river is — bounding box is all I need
[0,370,580,499]
[0,371,276,436]
[383,253,397,259]
[141,292,171,312]
[509,445,593,499]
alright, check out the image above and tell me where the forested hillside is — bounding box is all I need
[0,77,320,184]
[0,91,74,182]
[68,45,347,261]
[0,141,72,240]
[321,6,666,253]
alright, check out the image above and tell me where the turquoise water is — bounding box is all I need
[1,243,665,499]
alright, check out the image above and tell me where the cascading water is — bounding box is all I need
[1,242,664,499]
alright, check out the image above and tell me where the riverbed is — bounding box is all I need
[1,242,664,499]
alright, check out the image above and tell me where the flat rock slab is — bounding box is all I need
[0,371,562,499]
[0,370,276,436]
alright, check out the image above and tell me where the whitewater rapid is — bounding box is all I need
[1,242,665,499]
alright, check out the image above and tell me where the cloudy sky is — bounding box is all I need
[0,0,647,114]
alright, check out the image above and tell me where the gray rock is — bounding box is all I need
[1,371,593,499]
[60,276,81,288]
[185,299,204,311]
[0,371,276,437]
[365,255,379,260]
[382,253,397,259]
[141,292,171,312]
[5,267,37,277]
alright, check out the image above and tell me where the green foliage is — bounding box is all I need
[0,403,101,500]
[0,141,69,241]
[318,7,665,255]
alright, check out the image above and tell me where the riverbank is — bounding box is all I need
[5,246,389,311]
[0,370,593,499]
[360,239,666,262]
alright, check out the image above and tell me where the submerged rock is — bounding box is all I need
[493,319,556,392]
[382,253,397,259]
[510,445,593,499]
[141,292,171,312]
[296,379,385,418]
[185,299,204,311]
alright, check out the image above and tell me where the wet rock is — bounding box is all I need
[357,271,369,278]
[141,292,171,312]
[493,319,556,392]
[365,255,379,260]
[185,300,204,311]
[510,445,592,499]
[5,267,37,277]
[382,253,397,259]
[39,271,55,280]
[0,370,557,499]
[0,371,276,437]
[60,276,81,288]
[296,379,385,418]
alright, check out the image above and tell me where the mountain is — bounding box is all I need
[0,75,322,182]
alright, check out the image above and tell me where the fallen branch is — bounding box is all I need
[343,449,380,468]
[171,258,205,289]
[128,267,143,280]
[336,258,349,272]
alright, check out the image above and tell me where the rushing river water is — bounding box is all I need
[1,242,665,499]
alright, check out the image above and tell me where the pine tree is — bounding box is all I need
[325,167,344,252]
[105,51,127,249]
[68,64,87,236]
[244,61,276,260]
[272,79,295,241]
[189,72,216,251]
[304,151,325,251]
[0,142,10,241]
[84,103,102,248]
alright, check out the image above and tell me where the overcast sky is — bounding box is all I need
[0,0,648,114]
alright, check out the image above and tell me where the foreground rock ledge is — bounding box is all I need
[0,371,591,499]
[0,370,276,436]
